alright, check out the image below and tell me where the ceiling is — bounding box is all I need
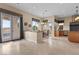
[5,3,79,18]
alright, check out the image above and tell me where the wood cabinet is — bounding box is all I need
[68,22,79,43]
[54,31,64,37]
[68,31,79,43]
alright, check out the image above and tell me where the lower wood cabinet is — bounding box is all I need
[54,31,64,37]
[68,31,79,43]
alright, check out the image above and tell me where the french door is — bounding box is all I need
[1,13,20,42]
[1,13,11,42]
[12,16,20,40]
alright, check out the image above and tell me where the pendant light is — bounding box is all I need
[41,9,48,24]
[75,6,79,21]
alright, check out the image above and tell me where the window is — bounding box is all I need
[32,21,38,27]
[32,18,40,31]
[3,19,11,28]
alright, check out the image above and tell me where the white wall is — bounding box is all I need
[63,16,73,31]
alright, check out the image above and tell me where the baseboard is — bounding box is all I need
[0,39,24,43]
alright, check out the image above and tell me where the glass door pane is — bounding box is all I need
[1,13,11,42]
[12,16,20,40]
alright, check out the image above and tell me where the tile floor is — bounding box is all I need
[0,37,79,55]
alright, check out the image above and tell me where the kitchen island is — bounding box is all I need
[24,31,43,43]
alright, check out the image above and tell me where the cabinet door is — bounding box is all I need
[1,13,11,42]
[12,16,20,40]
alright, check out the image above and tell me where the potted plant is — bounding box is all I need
[32,26,38,31]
